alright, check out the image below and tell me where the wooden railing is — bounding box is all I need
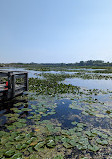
[0,70,28,100]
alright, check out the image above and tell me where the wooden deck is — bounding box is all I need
[0,70,28,101]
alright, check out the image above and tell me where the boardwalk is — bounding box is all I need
[0,70,28,100]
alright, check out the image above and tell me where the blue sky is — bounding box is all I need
[0,0,112,63]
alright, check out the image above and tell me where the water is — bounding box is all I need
[68,68,105,71]
[0,67,77,78]
[64,77,112,90]
[41,99,81,129]
[1,67,112,158]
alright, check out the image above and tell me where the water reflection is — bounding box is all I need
[42,99,81,129]
[64,78,112,90]
[0,95,28,127]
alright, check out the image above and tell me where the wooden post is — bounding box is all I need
[8,72,11,89]
[24,73,28,91]
[12,74,15,97]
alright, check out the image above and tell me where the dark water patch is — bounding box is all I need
[0,96,28,127]
[81,114,112,130]
[41,99,81,129]
[0,101,15,126]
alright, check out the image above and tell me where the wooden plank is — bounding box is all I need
[15,74,25,79]
[0,70,13,77]
[0,90,8,93]
[15,85,25,91]
[15,90,24,96]
[0,89,8,93]
[14,72,27,75]
[0,73,8,77]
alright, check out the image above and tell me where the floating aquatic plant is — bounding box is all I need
[1,67,112,158]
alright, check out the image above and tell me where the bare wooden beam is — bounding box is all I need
[14,72,27,75]
[15,74,25,79]
[0,73,8,77]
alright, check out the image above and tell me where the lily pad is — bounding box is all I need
[55,136,62,143]
[8,136,15,142]
[63,142,73,148]
[18,119,26,123]
[78,137,89,146]
[46,139,56,148]
[76,143,84,150]
[5,142,14,148]
[28,146,34,153]
[76,127,83,132]
[22,143,27,149]
[11,132,18,138]
[85,131,95,137]
[25,132,34,138]
[21,108,31,111]
[13,122,26,128]
[69,139,78,146]
[96,138,108,145]
[34,141,45,150]
[0,131,5,137]
[77,123,86,128]
[54,155,64,159]
[16,143,22,150]
[13,109,22,113]
[26,137,36,145]
[7,125,16,130]
[30,154,39,159]
[88,144,100,152]
[4,150,15,157]
[76,132,82,137]
[11,153,22,159]
[15,135,24,141]
[1,137,8,144]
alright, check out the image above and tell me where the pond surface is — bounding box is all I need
[0,67,112,158]
[64,77,112,90]
[0,67,77,78]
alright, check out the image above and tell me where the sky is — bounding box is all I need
[0,0,112,63]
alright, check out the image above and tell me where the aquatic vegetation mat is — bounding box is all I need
[1,73,112,158]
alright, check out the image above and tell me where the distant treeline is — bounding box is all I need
[1,60,112,67]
